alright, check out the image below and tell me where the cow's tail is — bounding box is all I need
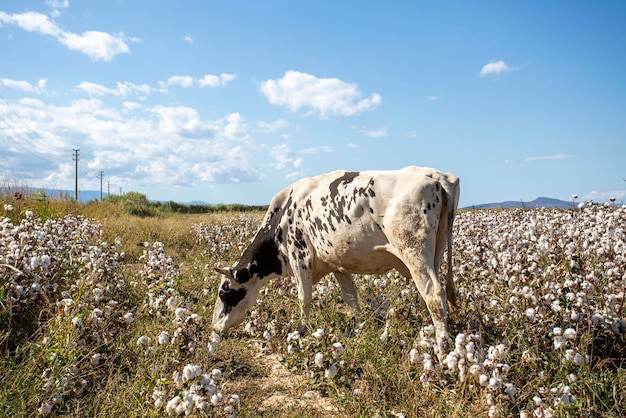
[443,174,460,308]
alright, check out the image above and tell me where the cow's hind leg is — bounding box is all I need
[403,257,450,361]
[334,272,360,312]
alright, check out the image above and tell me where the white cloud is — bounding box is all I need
[523,153,574,162]
[299,146,333,154]
[184,34,193,44]
[198,73,237,88]
[358,127,388,138]
[159,73,237,89]
[46,0,69,9]
[0,96,260,190]
[479,60,520,77]
[0,11,131,61]
[260,71,382,118]
[583,190,626,203]
[269,143,304,179]
[347,143,360,149]
[1,78,47,93]
[426,95,439,101]
[257,118,289,133]
[165,75,195,88]
[77,81,153,99]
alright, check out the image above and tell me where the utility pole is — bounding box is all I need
[97,171,104,202]
[73,149,80,201]
[107,181,110,198]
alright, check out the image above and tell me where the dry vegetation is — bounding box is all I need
[1,191,625,417]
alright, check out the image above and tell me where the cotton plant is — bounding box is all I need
[0,213,132,416]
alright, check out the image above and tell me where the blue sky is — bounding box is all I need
[1,0,624,207]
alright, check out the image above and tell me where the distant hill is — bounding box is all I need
[464,197,573,210]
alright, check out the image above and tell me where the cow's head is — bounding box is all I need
[212,264,264,333]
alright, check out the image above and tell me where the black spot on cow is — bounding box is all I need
[368,188,376,197]
[219,282,247,313]
[436,182,440,191]
[329,171,360,199]
[237,235,282,279]
[427,202,431,211]
[369,207,374,214]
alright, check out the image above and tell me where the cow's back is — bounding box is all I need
[269,166,456,277]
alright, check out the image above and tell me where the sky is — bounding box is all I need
[1,0,625,208]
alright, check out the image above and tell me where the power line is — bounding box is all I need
[0,93,67,155]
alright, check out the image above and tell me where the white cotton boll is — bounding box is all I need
[525,308,536,321]
[455,333,466,353]
[533,395,543,406]
[211,368,223,381]
[312,328,325,339]
[423,353,435,372]
[91,353,101,366]
[287,330,301,341]
[136,335,150,345]
[563,328,576,340]
[552,327,562,336]
[504,383,516,400]
[565,349,584,365]
[488,377,503,391]
[38,402,53,415]
[488,405,502,418]
[230,394,240,406]
[314,352,324,367]
[409,348,419,364]
[443,352,458,370]
[325,364,338,379]
[174,307,190,321]
[287,344,296,354]
[173,371,183,385]
[123,312,134,324]
[553,335,564,350]
[567,373,577,383]
[332,342,345,355]
[166,396,181,415]
[158,331,170,345]
[479,374,489,386]
[380,327,389,342]
[183,364,202,381]
[224,405,234,414]
[469,364,482,379]
[210,393,223,406]
[30,256,40,270]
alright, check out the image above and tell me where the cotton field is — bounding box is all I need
[1,203,624,417]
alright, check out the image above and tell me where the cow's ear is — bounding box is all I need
[214,267,231,277]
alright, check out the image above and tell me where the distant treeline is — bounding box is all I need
[1,185,267,218]
[104,192,268,216]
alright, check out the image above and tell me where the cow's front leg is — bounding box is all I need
[294,271,313,335]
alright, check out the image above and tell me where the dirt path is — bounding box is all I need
[222,342,340,416]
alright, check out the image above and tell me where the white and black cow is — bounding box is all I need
[213,166,460,357]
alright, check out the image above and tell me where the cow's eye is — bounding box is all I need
[234,269,250,283]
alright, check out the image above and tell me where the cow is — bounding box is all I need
[212,166,460,359]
